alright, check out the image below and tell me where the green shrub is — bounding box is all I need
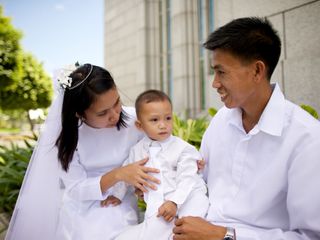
[0,135,36,213]
[172,115,209,150]
[301,104,319,119]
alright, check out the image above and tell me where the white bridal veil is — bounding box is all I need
[5,77,65,240]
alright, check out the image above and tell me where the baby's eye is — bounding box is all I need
[166,116,172,120]
[150,118,158,122]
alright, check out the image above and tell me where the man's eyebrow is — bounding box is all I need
[210,64,223,70]
[213,64,223,69]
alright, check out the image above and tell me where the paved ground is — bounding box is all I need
[0,212,10,240]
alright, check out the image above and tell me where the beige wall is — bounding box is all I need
[104,0,320,116]
[212,0,320,114]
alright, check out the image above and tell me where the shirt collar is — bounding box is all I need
[257,83,285,136]
[228,83,285,136]
[142,135,173,151]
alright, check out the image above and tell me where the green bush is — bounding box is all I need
[301,104,319,119]
[0,135,36,213]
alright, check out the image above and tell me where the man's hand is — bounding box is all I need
[197,159,205,173]
[157,200,177,222]
[173,216,226,240]
[100,195,121,207]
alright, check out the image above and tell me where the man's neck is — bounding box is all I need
[241,83,273,133]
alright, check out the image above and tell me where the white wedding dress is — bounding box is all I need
[6,87,143,240]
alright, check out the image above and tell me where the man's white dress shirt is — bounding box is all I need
[201,84,320,240]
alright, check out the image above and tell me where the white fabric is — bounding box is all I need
[56,106,143,240]
[144,144,164,218]
[116,215,174,240]
[114,135,209,240]
[113,135,208,210]
[5,93,144,240]
[201,83,320,240]
[6,89,64,240]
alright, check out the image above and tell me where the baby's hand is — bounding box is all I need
[101,195,121,207]
[134,188,144,200]
[157,200,177,222]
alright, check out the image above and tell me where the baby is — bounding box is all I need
[103,90,209,240]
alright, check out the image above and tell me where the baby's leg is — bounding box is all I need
[178,188,209,218]
[115,223,144,240]
[115,215,174,240]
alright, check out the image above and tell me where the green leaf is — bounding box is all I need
[208,107,217,117]
[301,104,319,119]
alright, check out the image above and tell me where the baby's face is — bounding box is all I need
[136,100,173,141]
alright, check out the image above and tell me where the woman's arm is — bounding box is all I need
[100,158,161,193]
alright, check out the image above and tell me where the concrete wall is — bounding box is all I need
[104,0,320,115]
[211,0,320,114]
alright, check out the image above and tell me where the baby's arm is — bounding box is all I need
[166,145,201,207]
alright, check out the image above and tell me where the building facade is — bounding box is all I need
[104,0,320,118]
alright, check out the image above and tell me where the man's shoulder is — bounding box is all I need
[207,106,233,128]
[285,101,320,132]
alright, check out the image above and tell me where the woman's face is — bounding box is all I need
[83,87,122,128]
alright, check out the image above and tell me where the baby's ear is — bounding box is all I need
[135,120,143,131]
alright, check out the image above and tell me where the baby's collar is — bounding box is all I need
[142,135,173,151]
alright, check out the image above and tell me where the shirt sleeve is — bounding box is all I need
[199,130,209,182]
[110,148,136,200]
[166,145,201,206]
[59,150,107,201]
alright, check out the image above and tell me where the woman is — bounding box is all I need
[6,64,159,240]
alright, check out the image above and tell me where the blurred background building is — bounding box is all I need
[104,0,320,118]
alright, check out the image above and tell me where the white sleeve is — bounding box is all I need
[199,129,209,182]
[110,147,136,200]
[60,150,106,201]
[111,182,128,200]
[166,145,201,206]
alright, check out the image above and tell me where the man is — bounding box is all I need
[173,17,320,240]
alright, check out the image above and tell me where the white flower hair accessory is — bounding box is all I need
[57,62,80,89]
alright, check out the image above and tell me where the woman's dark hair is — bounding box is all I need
[204,17,281,80]
[56,64,128,171]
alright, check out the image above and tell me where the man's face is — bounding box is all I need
[211,49,257,110]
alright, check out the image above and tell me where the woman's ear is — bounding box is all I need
[135,120,143,131]
[75,113,85,121]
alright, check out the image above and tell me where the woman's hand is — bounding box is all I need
[116,158,161,193]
